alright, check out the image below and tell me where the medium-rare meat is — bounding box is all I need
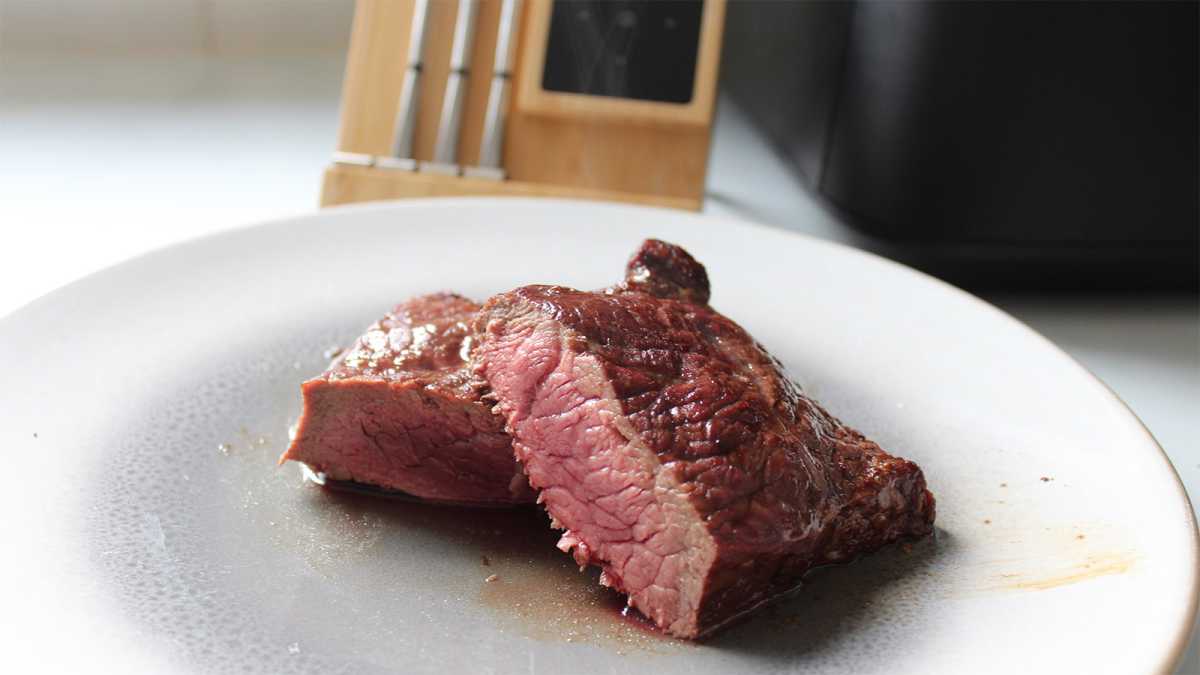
[281,293,533,506]
[473,240,936,638]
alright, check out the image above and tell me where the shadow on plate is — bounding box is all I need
[305,481,952,656]
[711,528,953,661]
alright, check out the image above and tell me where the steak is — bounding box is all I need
[280,293,533,506]
[473,240,936,638]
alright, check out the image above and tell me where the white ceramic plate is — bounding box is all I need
[1,199,1195,674]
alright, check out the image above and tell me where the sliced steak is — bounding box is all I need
[281,293,533,506]
[474,241,935,638]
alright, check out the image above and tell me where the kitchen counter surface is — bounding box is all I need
[2,52,1196,671]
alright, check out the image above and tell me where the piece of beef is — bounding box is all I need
[281,293,533,506]
[473,240,935,638]
[619,238,711,304]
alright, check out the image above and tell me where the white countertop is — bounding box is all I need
[2,52,1197,670]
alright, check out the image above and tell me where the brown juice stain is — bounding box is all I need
[969,512,1138,595]
[476,548,676,653]
[990,551,1137,592]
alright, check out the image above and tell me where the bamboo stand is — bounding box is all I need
[321,0,725,211]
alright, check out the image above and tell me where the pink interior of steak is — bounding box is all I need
[285,377,524,504]
[281,293,531,505]
[477,309,717,636]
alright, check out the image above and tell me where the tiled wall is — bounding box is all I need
[0,0,354,54]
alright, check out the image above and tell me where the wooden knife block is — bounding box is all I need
[321,0,725,211]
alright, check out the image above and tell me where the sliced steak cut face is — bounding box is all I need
[281,293,533,506]
[474,242,935,638]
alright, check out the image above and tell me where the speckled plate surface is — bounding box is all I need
[1,199,1195,674]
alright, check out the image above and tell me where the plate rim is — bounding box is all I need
[3,195,1196,671]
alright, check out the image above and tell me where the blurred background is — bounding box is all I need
[0,0,1197,666]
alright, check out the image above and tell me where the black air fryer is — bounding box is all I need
[722,1,1199,290]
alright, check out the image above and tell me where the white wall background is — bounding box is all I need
[0,1,353,54]
[0,1,355,310]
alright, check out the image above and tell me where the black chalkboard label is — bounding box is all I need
[542,0,703,104]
